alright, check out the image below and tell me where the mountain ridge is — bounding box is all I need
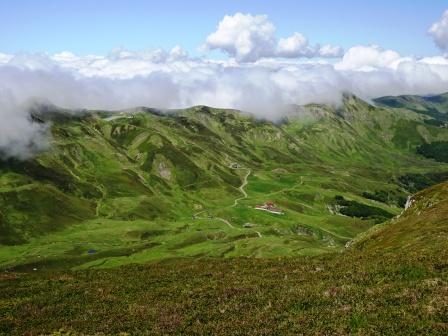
[1,93,448,270]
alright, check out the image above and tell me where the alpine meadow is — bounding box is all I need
[1,1,448,335]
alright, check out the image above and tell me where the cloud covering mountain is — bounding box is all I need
[1,11,448,158]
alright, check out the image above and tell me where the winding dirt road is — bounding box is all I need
[231,168,251,207]
[193,165,252,231]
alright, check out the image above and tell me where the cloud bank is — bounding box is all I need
[1,11,448,158]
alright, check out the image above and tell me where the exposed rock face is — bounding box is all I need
[152,154,172,181]
[158,162,172,180]
[404,196,414,210]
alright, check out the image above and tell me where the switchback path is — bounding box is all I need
[193,165,254,232]
[231,168,251,207]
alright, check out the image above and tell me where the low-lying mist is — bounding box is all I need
[0,47,448,159]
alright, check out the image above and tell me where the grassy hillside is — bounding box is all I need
[1,182,447,335]
[1,94,448,270]
[352,181,448,254]
[374,92,448,125]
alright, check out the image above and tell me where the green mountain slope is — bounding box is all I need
[1,94,448,270]
[374,92,448,163]
[352,181,448,254]
[1,182,447,335]
[374,92,448,125]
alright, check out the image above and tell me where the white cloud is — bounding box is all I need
[0,47,448,158]
[0,90,49,159]
[419,55,448,66]
[318,44,344,58]
[205,13,276,62]
[0,46,447,115]
[205,13,343,62]
[336,45,401,71]
[429,10,448,50]
[277,33,312,57]
[0,53,13,64]
[277,34,343,58]
[169,45,188,61]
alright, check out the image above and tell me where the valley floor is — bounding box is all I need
[3,181,448,335]
[0,162,410,271]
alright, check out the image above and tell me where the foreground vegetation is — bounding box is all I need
[1,253,447,335]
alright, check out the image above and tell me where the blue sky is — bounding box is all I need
[1,1,448,157]
[0,0,446,56]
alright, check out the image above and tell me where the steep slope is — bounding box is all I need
[1,95,448,269]
[353,181,448,254]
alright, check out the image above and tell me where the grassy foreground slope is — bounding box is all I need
[1,183,447,335]
[353,181,448,254]
[1,94,448,269]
